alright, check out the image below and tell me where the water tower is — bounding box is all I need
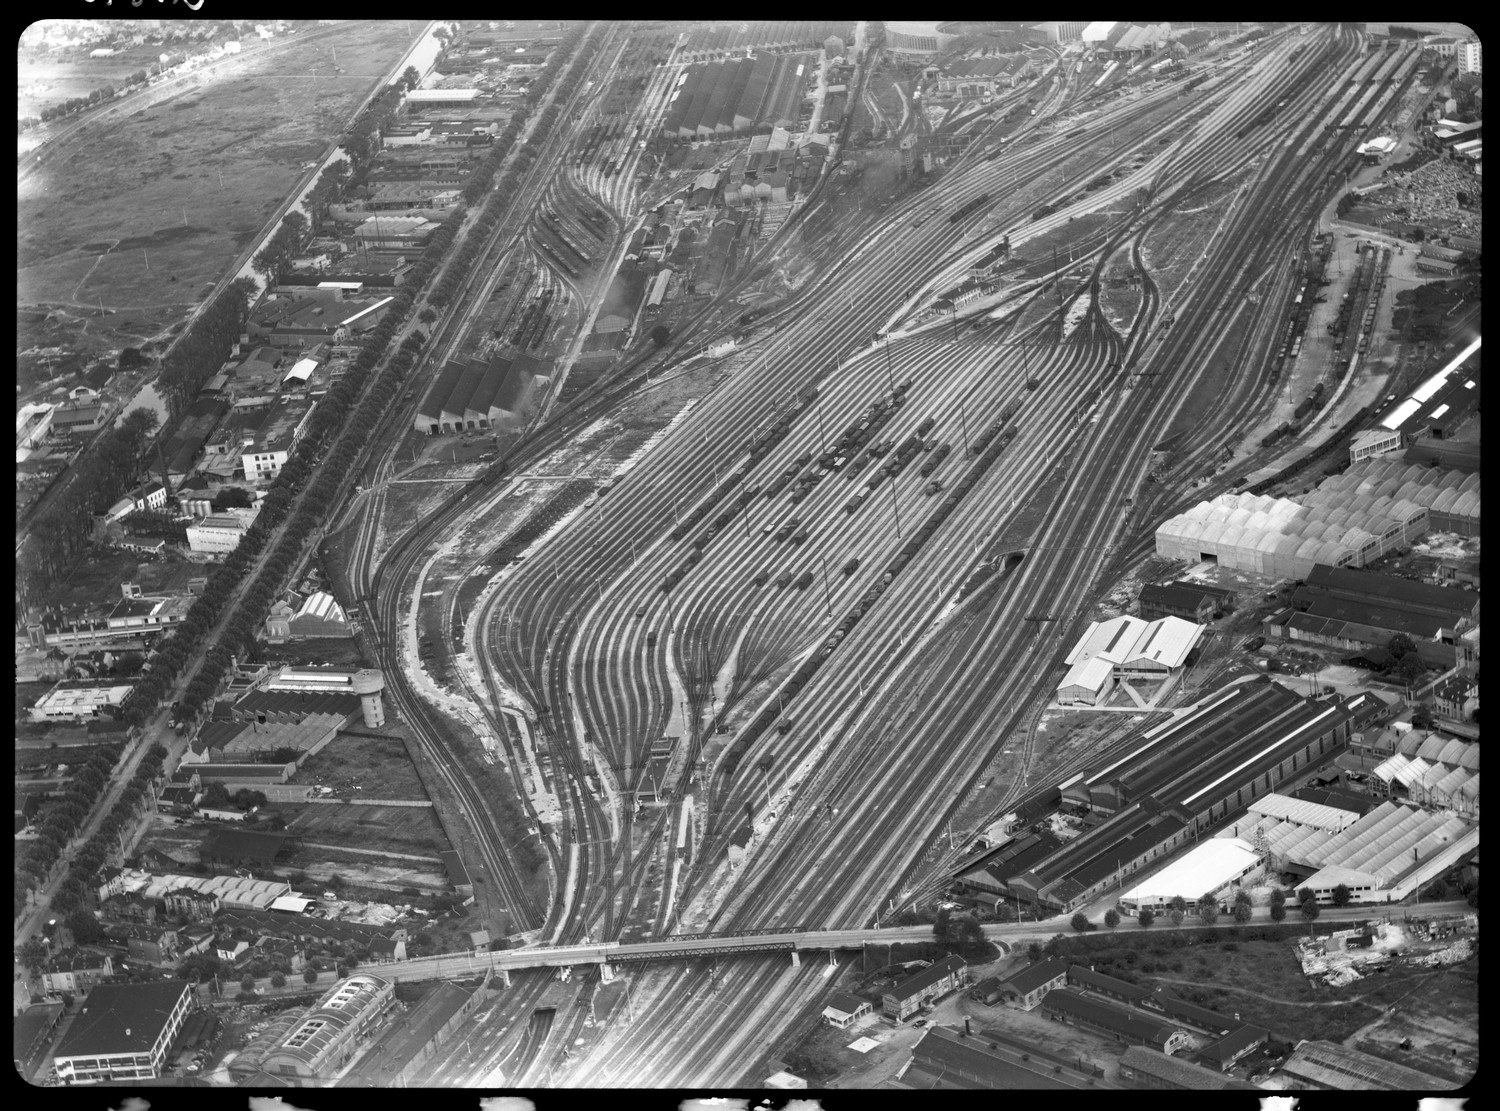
[351,669,386,728]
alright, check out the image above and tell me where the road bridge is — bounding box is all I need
[361,924,1015,983]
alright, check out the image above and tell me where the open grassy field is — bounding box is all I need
[280,802,449,858]
[292,731,431,800]
[17,22,415,373]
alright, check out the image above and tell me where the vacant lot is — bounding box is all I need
[293,731,431,800]
[18,23,414,369]
[281,801,450,859]
[1347,961,1478,1086]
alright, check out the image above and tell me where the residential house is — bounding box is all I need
[102,892,160,926]
[41,950,116,996]
[882,955,968,1021]
[126,925,181,965]
[164,887,222,923]
[370,937,408,963]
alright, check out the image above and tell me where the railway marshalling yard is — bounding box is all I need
[22,20,1479,1091]
[322,23,1480,1088]
[322,23,1484,1088]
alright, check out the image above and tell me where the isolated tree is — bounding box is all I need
[270,970,287,988]
[650,323,672,348]
[303,966,319,985]
[1270,887,1287,907]
[16,938,49,972]
[1270,902,1287,922]
[1043,934,1064,959]
[240,973,256,993]
[1026,941,1044,963]
[418,307,438,324]
[1396,653,1426,683]
[1071,912,1090,932]
[1297,887,1315,906]
[1233,901,1254,924]
[66,910,103,945]
[1331,884,1352,907]
[1168,895,1187,914]
[1104,908,1121,929]
[1300,899,1320,922]
[1169,908,1186,927]
[1387,633,1417,660]
[1199,896,1219,925]
[1234,889,1253,908]
[1138,908,1155,928]
[402,65,421,90]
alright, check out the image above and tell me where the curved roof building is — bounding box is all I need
[259,974,396,1083]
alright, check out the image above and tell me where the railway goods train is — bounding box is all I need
[715,418,1021,792]
[948,192,993,224]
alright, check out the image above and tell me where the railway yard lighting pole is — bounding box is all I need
[880,336,896,396]
[888,480,904,539]
[958,398,971,455]
[819,555,834,620]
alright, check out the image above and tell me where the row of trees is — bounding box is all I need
[340,82,408,177]
[251,210,310,286]
[23,54,191,131]
[1063,886,1335,934]
[17,408,162,608]
[14,743,167,920]
[157,277,259,417]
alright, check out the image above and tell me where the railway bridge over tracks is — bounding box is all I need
[363,924,1015,983]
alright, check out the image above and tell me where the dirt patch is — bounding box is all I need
[1347,962,1478,1086]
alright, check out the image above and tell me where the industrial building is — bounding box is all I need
[1264,562,1480,668]
[1317,458,1479,536]
[258,974,397,1084]
[1039,990,1190,1054]
[885,22,962,57]
[1278,1039,1457,1090]
[662,50,815,138]
[898,1025,1101,1089]
[821,992,873,1027]
[1136,582,1222,622]
[265,590,351,640]
[412,350,545,435]
[1232,797,1477,903]
[1155,488,1428,578]
[957,678,1383,912]
[992,958,1068,1010]
[1115,837,1264,915]
[51,980,194,1084]
[1055,615,1204,705]
[1118,1045,1259,1090]
[882,955,968,1021]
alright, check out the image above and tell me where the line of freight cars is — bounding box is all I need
[715,410,1022,788]
[660,385,822,591]
[949,192,994,224]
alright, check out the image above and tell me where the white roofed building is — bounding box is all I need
[1057,616,1203,703]
[1116,838,1264,914]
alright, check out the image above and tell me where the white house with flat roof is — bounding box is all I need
[29,684,134,722]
